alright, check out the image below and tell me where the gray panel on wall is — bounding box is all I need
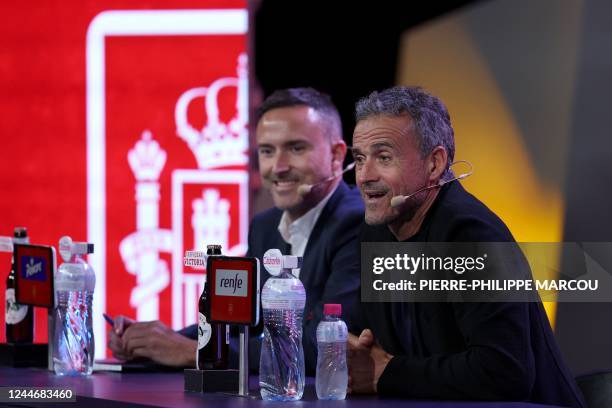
[463,0,582,190]
[555,0,612,375]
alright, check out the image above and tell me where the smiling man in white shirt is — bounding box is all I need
[109,88,364,373]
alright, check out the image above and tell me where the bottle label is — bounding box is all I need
[5,288,28,324]
[261,278,306,310]
[317,321,348,342]
[59,236,73,262]
[262,248,283,276]
[197,312,212,350]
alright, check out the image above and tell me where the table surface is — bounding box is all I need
[0,367,566,408]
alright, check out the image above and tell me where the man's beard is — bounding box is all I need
[366,189,427,226]
[393,191,426,224]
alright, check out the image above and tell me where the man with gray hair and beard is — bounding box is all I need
[347,86,585,407]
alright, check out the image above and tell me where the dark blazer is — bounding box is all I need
[246,181,364,374]
[357,181,585,408]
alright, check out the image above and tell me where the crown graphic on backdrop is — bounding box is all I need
[128,130,167,181]
[192,189,231,252]
[175,53,249,170]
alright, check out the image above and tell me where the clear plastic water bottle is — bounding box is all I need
[259,250,306,401]
[53,236,96,376]
[316,304,348,400]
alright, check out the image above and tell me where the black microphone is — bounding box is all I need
[297,162,355,196]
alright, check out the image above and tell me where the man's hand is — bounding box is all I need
[107,317,196,367]
[347,329,393,394]
[108,315,134,361]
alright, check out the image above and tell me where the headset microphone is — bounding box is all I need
[297,162,356,196]
[390,160,474,208]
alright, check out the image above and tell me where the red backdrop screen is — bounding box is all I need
[0,1,249,359]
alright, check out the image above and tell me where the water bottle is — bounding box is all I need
[316,304,348,400]
[53,236,95,376]
[259,249,306,401]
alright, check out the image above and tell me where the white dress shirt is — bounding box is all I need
[277,184,337,278]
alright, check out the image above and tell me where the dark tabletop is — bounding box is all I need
[0,367,566,408]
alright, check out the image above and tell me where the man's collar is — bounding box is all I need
[278,183,338,245]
